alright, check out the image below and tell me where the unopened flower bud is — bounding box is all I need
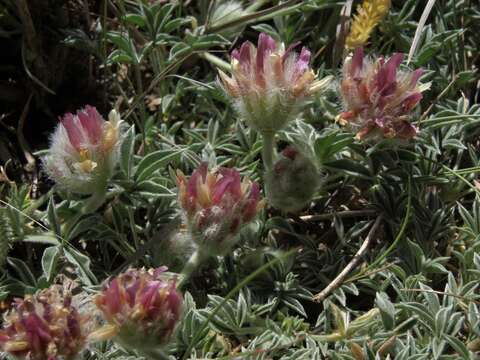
[265,147,320,213]
[339,48,427,140]
[176,163,264,255]
[91,267,182,351]
[219,33,330,135]
[0,285,89,360]
[43,106,124,194]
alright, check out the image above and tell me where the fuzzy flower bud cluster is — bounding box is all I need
[265,146,320,213]
[176,163,264,255]
[0,285,88,360]
[92,267,183,351]
[43,105,123,194]
[219,33,327,135]
[339,48,426,140]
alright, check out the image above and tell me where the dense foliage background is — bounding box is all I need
[1,0,480,359]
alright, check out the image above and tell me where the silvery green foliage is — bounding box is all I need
[1,1,480,359]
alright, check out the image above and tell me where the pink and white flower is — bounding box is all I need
[0,285,89,360]
[43,106,123,194]
[176,163,264,255]
[219,33,329,134]
[91,267,182,350]
[339,48,426,140]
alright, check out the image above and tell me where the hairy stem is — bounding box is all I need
[178,249,206,289]
[82,186,107,214]
[261,132,276,172]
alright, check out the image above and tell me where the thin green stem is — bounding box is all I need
[178,249,206,290]
[81,186,107,214]
[133,62,147,146]
[365,177,412,271]
[199,52,231,72]
[261,132,276,172]
[206,0,299,33]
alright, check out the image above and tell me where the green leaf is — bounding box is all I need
[136,180,176,198]
[135,149,182,182]
[123,13,146,27]
[314,132,354,164]
[7,257,37,287]
[64,247,97,285]
[41,246,61,282]
[47,197,61,236]
[376,292,395,330]
[169,42,191,60]
[325,159,371,179]
[445,335,471,359]
[107,49,133,65]
[120,125,136,178]
[23,234,59,245]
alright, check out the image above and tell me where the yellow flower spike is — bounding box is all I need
[345,0,391,49]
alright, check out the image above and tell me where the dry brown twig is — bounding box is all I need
[313,215,383,302]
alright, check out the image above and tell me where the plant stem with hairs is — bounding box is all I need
[261,133,276,172]
[178,249,207,289]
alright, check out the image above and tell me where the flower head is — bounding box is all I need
[92,267,182,350]
[219,33,328,135]
[0,285,89,360]
[339,48,425,140]
[265,146,320,213]
[345,0,391,49]
[176,163,264,255]
[43,106,123,194]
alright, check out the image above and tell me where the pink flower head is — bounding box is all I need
[176,163,264,254]
[219,33,328,134]
[61,105,104,150]
[0,286,88,360]
[339,48,426,140]
[43,106,123,194]
[92,267,182,349]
